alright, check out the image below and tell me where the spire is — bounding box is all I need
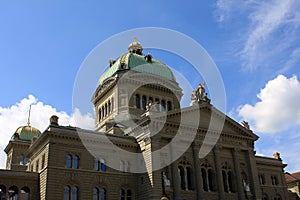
[27,105,32,126]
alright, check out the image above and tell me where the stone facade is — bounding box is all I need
[0,40,289,200]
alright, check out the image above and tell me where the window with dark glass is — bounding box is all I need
[202,168,208,191]
[111,98,114,111]
[167,101,172,111]
[36,159,39,172]
[41,154,45,169]
[64,186,71,200]
[99,109,102,121]
[93,187,99,200]
[108,100,111,114]
[161,100,166,111]
[178,166,185,190]
[120,189,125,200]
[126,189,132,200]
[72,186,78,200]
[73,155,79,169]
[94,159,100,171]
[142,95,147,110]
[105,103,108,116]
[186,167,192,190]
[100,188,106,200]
[135,94,140,109]
[100,159,106,172]
[222,170,228,193]
[208,169,214,191]
[20,154,24,165]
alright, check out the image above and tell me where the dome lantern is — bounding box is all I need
[128,37,143,55]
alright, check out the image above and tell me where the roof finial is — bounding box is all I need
[27,104,32,126]
[133,36,137,42]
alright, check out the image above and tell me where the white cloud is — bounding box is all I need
[0,95,94,169]
[237,75,300,133]
[215,0,300,71]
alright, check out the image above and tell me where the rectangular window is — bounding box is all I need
[36,159,39,172]
[41,154,45,169]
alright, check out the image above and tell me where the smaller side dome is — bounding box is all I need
[11,125,41,141]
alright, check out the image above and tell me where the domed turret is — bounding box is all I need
[11,125,41,141]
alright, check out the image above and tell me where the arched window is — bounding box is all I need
[64,186,71,200]
[20,154,24,165]
[201,162,215,192]
[111,98,114,111]
[35,159,39,172]
[167,101,172,111]
[228,171,235,192]
[259,174,265,185]
[93,187,99,200]
[142,95,147,110]
[74,155,79,169]
[105,103,108,116]
[161,100,166,111]
[100,188,106,200]
[0,185,6,200]
[72,186,78,200]
[201,168,208,191]
[222,162,235,193]
[101,107,105,119]
[178,166,185,190]
[41,154,45,169]
[66,154,72,168]
[208,169,214,191]
[108,100,111,114]
[271,176,279,186]
[222,170,228,193]
[186,167,193,190]
[99,109,102,121]
[135,94,140,109]
[120,189,125,200]
[100,159,106,172]
[149,97,153,104]
[8,186,18,200]
[126,189,132,200]
[94,159,99,171]
[20,186,30,200]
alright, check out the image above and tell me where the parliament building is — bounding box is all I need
[0,39,289,200]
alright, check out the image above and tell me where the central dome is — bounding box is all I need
[98,39,176,85]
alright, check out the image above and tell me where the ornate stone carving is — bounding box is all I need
[190,81,211,105]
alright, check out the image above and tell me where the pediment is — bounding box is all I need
[154,103,258,140]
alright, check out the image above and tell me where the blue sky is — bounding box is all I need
[0,1,300,172]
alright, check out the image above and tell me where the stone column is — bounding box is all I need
[192,143,204,199]
[170,143,180,200]
[232,148,245,200]
[213,146,225,200]
[245,149,261,199]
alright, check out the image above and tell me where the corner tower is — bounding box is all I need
[92,38,183,134]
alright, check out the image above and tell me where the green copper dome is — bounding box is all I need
[11,125,41,141]
[98,39,176,85]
